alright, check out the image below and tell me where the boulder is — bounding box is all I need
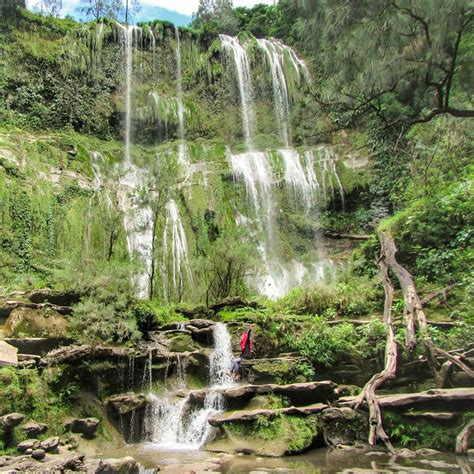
[0,341,18,366]
[64,418,100,439]
[320,407,367,447]
[186,319,214,329]
[4,307,68,338]
[39,436,60,453]
[0,412,25,429]
[20,421,48,438]
[240,356,314,384]
[168,333,196,353]
[86,456,141,473]
[31,448,46,460]
[206,413,322,456]
[17,439,40,452]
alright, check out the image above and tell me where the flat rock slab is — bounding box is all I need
[340,387,474,411]
[42,344,134,365]
[188,381,337,407]
[209,403,328,426]
[403,411,460,421]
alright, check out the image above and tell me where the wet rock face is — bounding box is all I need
[106,394,149,443]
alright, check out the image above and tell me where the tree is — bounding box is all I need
[289,0,474,129]
[31,0,62,16]
[192,0,238,34]
[78,0,123,20]
[77,0,140,22]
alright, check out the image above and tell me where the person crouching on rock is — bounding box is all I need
[228,356,242,381]
[240,323,254,359]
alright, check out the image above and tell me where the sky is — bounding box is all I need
[140,0,274,16]
[27,0,274,26]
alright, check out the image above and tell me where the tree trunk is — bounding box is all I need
[380,232,473,385]
[354,235,397,450]
[456,420,474,455]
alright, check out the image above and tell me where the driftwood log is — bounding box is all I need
[353,237,397,450]
[456,420,474,455]
[354,232,472,450]
[380,232,473,385]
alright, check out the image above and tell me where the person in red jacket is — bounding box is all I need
[240,323,254,359]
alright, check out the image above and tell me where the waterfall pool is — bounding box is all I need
[95,444,471,473]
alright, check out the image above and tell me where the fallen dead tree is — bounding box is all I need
[353,237,397,451]
[353,231,473,450]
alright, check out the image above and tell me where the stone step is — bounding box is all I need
[208,403,328,426]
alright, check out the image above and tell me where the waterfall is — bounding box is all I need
[304,150,320,204]
[119,172,153,299]
[279,149,313,209]
[257,39,291,147]
[162,199,193,302]
[174,26,188,165]
[146,323,233,449]
[229,151,275,256]
[209,322,234,387]
[219,35,255,150]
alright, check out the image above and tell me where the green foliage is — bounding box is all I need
[284,318,359,367]
[67,260,141,345]
[0,366,74,443]
[384,411,469,450]
[9,189,33,271]
[277,275,380,318]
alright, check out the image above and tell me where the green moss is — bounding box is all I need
[222,414,319,454]
[250,359,314,384]
[168,333,196,352]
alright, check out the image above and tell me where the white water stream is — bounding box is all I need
[257,39,291,147]
[162,199,193,303]
[146,322,233,449]
[175,26,188,166]
[219,35,255,150]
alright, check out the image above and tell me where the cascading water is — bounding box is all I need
[219,35,255,150]
[209,322,234,387]
[279,149,313,209]
[162,199,193,302]
[116,24,141,167]
[304,150,320,204]
[175,26,188,166]
[145,323,233,449]
[116,24,154,299]
[257,39,291,147]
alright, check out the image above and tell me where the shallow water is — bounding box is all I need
[98,444,474,473]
